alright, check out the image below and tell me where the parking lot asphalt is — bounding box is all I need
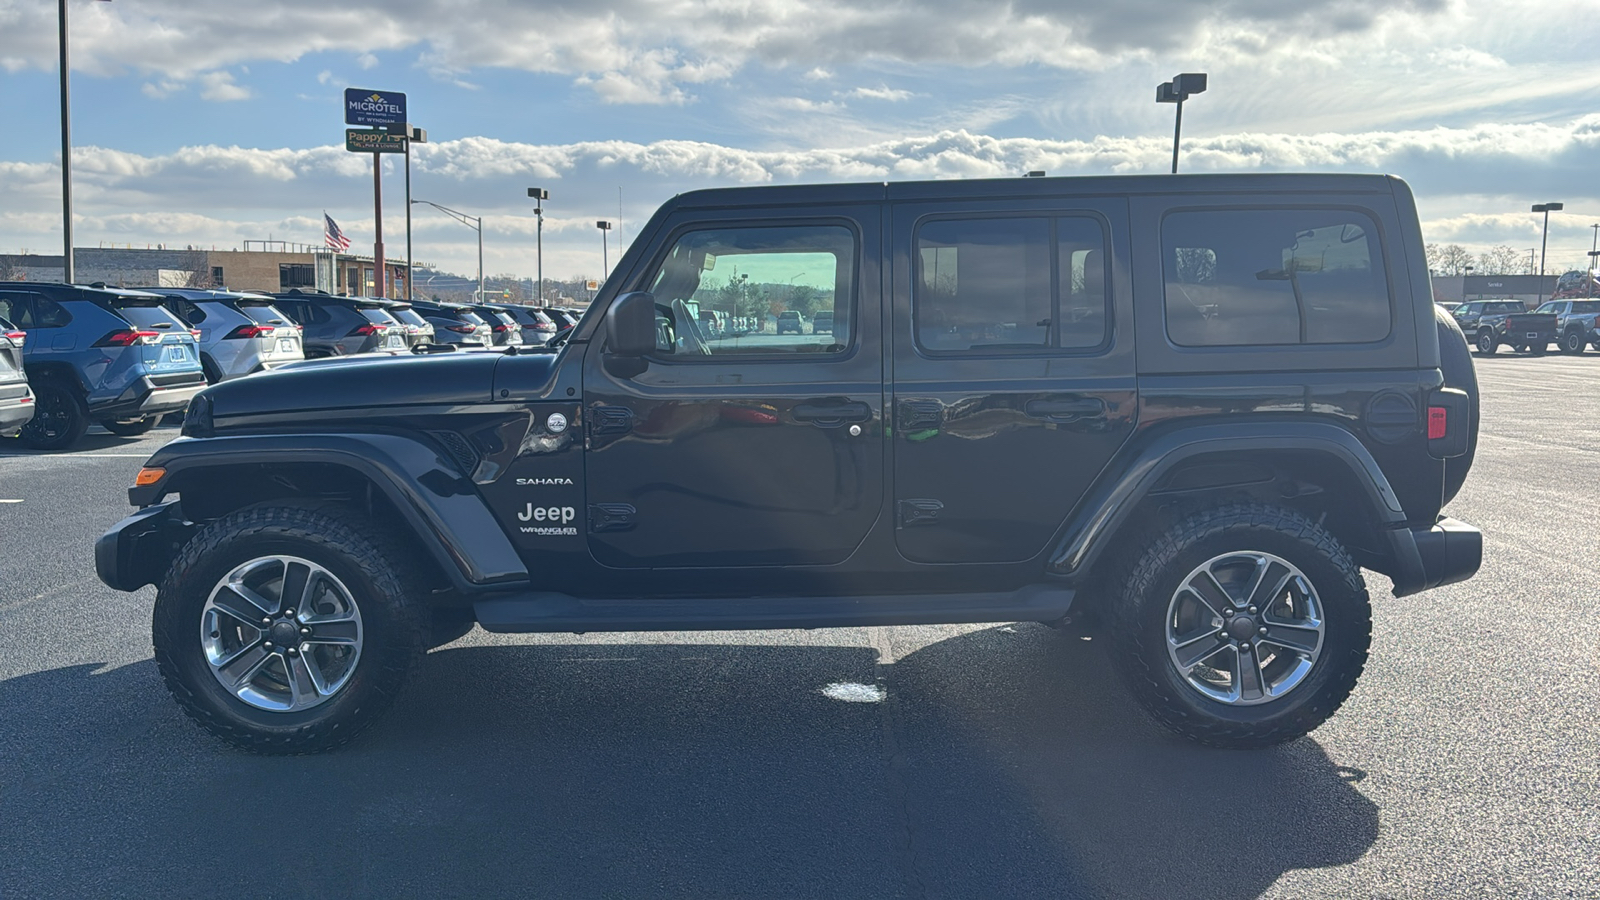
[1,355,1597,899]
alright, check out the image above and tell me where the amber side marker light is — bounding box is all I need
[134,467,165,487]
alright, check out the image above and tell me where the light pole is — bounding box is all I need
[412,200,483,303]
[402,126,427,301]
[58,0,112,283]
[1532,202,1563,305]
[596,220,613,279]
[1589,224,1599,298]
[529,188,548,305]
[1156,73,1207,174]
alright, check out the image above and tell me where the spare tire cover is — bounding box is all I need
[1437,305,1479,505]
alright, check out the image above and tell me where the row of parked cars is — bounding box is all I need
[0,281,583,451]
[1447,298,1600,356]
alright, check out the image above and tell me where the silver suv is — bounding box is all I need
[154,289,305,382]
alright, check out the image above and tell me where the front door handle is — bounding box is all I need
[792,399,872,427]
[1024,397,1105,423]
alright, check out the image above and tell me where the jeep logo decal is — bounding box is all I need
[518,504,576,524]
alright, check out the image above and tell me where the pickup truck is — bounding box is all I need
[1452,299,1558,355]
[1531,299,1600,355]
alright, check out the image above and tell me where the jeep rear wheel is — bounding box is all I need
[1109,504,1371,749]
[153,503,426,754]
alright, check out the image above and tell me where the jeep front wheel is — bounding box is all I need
[153,503,426,754]
[1109,504,1371,749]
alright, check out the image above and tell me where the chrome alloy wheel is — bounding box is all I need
[201,556,364,712]
[1165,552,1325,706]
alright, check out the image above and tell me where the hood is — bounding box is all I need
[204,350,557,423]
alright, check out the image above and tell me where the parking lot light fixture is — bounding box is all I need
[529,188,549,305]
[1532,202,1563,304]
[412,199,483,303]
[1156,73,1207,174]
[597,220,613,279]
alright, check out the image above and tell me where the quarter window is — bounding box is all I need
[1163,209,1391,346]
[643,224,855,356]
[913,217,1109,353]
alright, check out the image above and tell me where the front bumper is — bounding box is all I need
[95,500,195,592]
[1386,516,1482,598]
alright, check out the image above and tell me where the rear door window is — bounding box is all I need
[913,216,1109,353]
[1163,209,1391,346]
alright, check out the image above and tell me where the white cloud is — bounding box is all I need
[356,53,379,70]
[3,117,1597,277]
[846,86,912,102]
[198,71,251,102]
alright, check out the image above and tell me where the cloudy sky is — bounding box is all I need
[1,0,1598,282]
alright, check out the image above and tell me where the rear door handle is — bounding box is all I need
[1024,397,1105,422]
[792,400,872,427]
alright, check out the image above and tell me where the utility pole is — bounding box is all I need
[597,220,613,278]
[1532,202,1563,305]
[58,0,111,281]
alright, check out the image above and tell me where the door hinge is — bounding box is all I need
[589,405,634,436]
[898,399,943,431]
[897,499,944,528]
[588,503,637,533]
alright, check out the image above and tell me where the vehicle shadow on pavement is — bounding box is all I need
[0,624,1377,899]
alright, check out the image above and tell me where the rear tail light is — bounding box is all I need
[1427,388,1471,459]
[1427,406,1448,440]
[94,329,162,347]
[348,323,383,336]
[225,324,277,339]
[190,329,202,338]
[446,324,476,334]
[493,324,510,332]
[4,330,23,347]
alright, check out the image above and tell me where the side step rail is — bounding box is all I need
[473,584,1075,633]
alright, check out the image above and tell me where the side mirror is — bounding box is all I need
[604,291,655,378]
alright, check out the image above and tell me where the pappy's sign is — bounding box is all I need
[345,129,408,153]
[344,88,407,127]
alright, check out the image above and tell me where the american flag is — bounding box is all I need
[324,214,352,252]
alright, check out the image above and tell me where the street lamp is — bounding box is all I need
[412,200,483,303]
[58,0,113,283]
[528,188,548,305]
[1532,202,1563,304]
[596,220,613,279]
[402,125,427,301]
[1156,72,1207,175]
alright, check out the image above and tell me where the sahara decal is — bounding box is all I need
[516,477,575,486]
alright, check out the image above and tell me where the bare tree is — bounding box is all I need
[1434,244,1473,276]
[1475,245,1521,275]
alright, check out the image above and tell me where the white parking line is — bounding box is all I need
[0,498,22,504]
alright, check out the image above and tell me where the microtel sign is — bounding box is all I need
[344,88,407,127]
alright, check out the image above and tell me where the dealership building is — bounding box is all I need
[0,245,412,297]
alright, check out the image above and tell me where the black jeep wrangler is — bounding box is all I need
[97,173,1482,753]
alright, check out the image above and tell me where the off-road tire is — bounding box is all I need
[16,379,89,450]
[1108,504,1371,749]
[100,416,158,437]
[153,502,428,754]
[1474,329,1497,355]
[1560,330,1587,355]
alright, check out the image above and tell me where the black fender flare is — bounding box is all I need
[121,432,529,591]
[1047,420,1418,583]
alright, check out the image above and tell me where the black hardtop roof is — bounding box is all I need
[665,172,1404,211]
